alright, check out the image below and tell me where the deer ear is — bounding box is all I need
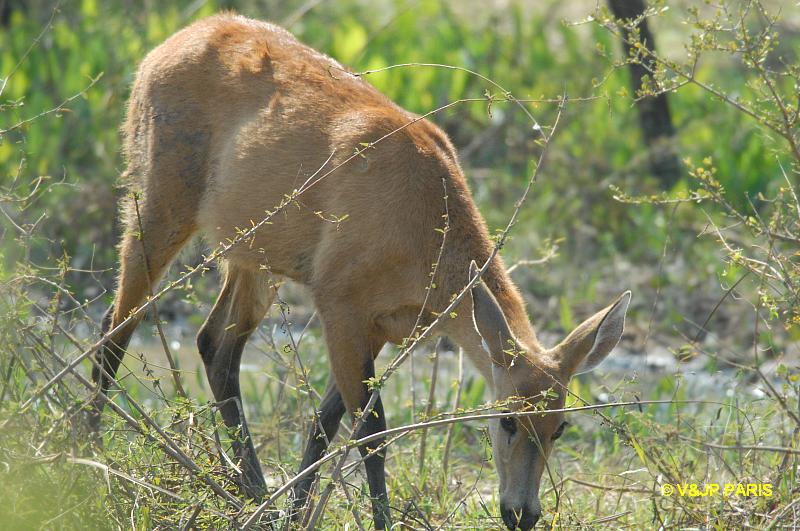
[555,291,631,375]
[469,260,516,365]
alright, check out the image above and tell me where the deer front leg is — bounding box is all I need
[353,363,391,530]
[320,314,391,529]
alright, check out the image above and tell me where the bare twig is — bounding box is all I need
[417,338,442,475]
[441,347,464,477]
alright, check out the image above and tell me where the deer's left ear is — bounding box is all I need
[468,260,518,366]
[554,291,631,375]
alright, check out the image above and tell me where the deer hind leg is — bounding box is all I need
[197,262,275,499]
[90,194,196,429]
[312,309,391,529]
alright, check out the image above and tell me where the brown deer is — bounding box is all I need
[90,13,630,530]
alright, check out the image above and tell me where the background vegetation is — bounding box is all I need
[1,0,798,529]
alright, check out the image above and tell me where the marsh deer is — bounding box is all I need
[90,13,631,530]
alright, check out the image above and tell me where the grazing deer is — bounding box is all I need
[90,13,630,530]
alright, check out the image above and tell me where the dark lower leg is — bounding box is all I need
[293,381,346,516]
[356,363,390,530]
[199,330,266,499]
[89,305,132,430]
[198,267,273,500]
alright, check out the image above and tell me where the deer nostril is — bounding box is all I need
[500,506,518,530]
[500,505,540,530]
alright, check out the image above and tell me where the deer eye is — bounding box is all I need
[499,415,517,435]
[552,421,568,440]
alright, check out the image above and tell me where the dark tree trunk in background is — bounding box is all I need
[0,0,26,28]
[0,1,12,27]
[607,0,681,189]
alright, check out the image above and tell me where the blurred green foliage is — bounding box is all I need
[2,0,796,291]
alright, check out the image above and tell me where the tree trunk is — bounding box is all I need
[607,0,681,189]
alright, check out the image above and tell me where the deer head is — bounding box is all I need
[469,262,630,530]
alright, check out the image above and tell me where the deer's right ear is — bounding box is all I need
[469,260,516,366]
[554,291,631,376]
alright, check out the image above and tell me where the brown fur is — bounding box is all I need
[110,13,535,409]
[97,14,629,529]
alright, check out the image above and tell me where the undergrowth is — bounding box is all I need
[1,1,798,529]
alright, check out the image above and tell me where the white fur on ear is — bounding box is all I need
[469,260,485,344]
[468,259,518,366]
[575,291,631,375]
[480,337,491,355]
[491,362,505,398]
